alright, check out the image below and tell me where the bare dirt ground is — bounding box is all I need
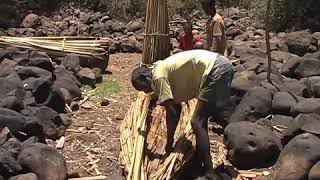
[60,53,142,179]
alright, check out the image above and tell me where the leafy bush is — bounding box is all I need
[56,0,320,31]
[222,0,320,31]
[272,0,320,31]
[59,0,144,20]
[167,0,200,20]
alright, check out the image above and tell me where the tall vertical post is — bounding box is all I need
[265,0,272,83]
[142,0,170,64]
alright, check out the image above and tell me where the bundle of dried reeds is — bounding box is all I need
[142,0,170,64]
[0,36,109,60]
[119,93,226,180]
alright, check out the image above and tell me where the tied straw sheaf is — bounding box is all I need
[119,93,226,180]
[0,36,109,59]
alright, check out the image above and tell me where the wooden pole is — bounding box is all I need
[265,0,272,83]
[142,0,170,64]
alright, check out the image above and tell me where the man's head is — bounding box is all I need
[131,65,153,93]
[200,0,216,16]
[182,22,192,34]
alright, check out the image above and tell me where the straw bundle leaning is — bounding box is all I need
[142,0,170,64]
[0,36,109,59]
[120,93,226,180]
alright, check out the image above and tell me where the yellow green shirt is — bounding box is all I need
[152,50,217,104]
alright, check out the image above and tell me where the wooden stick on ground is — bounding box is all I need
[68,176,107,180]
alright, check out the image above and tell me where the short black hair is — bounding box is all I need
[200,0,215,6]
[183,21,192,28]
[131,65,151,91]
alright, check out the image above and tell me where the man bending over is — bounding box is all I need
[131,49,234,177]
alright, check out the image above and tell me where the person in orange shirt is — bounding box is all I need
[174,22,203,54]
[201,0,228,56]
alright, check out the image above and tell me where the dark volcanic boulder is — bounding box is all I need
[15,66,52,80]
[271,115,294,128]
[111,22,125,32]
[304,51,320,59]
[0,96,24,112]
[280,78,311,97]
[275,133,320,180]
[272,92,298,115]
[271,51,298,63]
[1,138,22,158]
[308,76,320,98]
[0,62,15,76]
[309,161,320,180]
[0,108,26,138]
[0,74,22,99]
[232,45,266,59]
[31,77,52,103]
[285,31,312,56]
[224,121,282,169]
[290,98,320,116]
[0,148,22,178]
[37,86,65,113]
[283,113,320,144]
[294,58,320,78]
[231,71,259,96]
[21,14,41,28]
[59,53,81,74]
[281,57,300,78]
[77,67,99,86]
[126,20,144,32]
[28,106,65,140]
[229,87,272,123]
[18,143,67,180]
[28,58,54,72]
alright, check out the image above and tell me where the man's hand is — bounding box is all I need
[161,100,182,154]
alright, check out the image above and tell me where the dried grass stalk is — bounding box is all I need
[0,36,109,60]
[142,0,170,64]
[120,94,226,180]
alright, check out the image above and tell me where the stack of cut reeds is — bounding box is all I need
[142,0,170,64]
[119,93,226,180]
[0,36,109,60]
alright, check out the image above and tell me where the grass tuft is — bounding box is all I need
[83,77,121,98]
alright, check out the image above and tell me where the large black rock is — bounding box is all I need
[272,92,298,115]
[0,148,22,178]
[309,161,320,180]
[18,143,67,180]
[0,108,26,138]
[224,121,282,170]
[0,74,23,99]
[290,98,320,116]
[53,65,82,100]
[275,133,320,180]
[231,71,260,96]
[1,138,22,158]
[15,66,52,81]
[283,113,320,144]
[27,106,65,140]
[229,87,272,123]
[285,31,312,56]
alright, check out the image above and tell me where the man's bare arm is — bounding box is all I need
[212,35,224,55]
[161,100,182,153]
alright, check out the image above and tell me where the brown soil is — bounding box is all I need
[60,53,141,179]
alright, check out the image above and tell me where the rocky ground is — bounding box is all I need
[1,3,320,180]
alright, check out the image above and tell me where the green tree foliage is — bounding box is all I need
[272,0,320,31]
[222,0,320,31]
[56,0,320,31]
